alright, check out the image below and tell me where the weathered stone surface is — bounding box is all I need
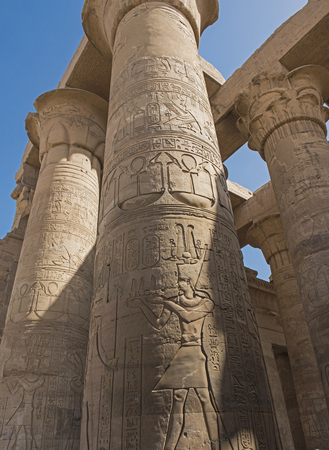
[0,89,108,450]
[247,215,329,449]
[235,65,329,413]
[1,0,329,447]
[0,233,24,343]
[80,1,281,449]
[245,268,296,450]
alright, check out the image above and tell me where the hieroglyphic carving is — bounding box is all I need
[211,227,275,449]
[123,336,142,450]
[97,371,113,450]
[113,235,124,278]
[101,150,227,217]
[206,323,221,372]
[108,135,222,173]
[142,235,160,267]
[300,264,329,311]
[2,328,87,450]
[126,239,140,271]
[28,183,99,238]
[9,280,91,329]
[75,1,282,447]
[109,83,217,171]
[111,56,205,100]
[127,227,220,449]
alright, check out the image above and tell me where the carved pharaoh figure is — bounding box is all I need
[127,249,220,450]
[5,357,45,450]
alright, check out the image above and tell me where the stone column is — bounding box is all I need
[0,89,108,450]
[235,65,329,409]
[81,1,281,449]
[247,214,329,449]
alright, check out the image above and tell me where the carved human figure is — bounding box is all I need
[5,357,44,450]
[127,254,220,450]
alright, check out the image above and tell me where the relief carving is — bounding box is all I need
[110,80,216,157]
[235,66,329,158]
[108,135,222,173]
[300,265,329,311]
[111,56,204,100]
[127,228,220,449]
[116,152,216,211]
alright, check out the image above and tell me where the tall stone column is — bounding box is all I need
[235,66,329,410]
[81,1,281,449]
[0,89,108,449]
[247,214,329,449]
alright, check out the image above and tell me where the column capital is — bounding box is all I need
[246,214,291,270]
[82,0,219,60]
[25,88,108,167]
[235,65,329,159]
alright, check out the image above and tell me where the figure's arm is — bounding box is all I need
[18,376,44,392]
[126,298,171,330]
[163,298,214,323]
[6,379,20,396]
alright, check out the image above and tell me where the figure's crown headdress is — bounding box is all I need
[174,224,209,289]
[176,250,206,289]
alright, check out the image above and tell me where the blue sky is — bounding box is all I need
[0,0,308,279]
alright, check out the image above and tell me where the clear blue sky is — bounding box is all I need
[0,0,307,279]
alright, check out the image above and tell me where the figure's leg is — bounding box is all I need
[195,388,220,450]
[6,426,20,450]
[164,389,188,450]
[24,426,34,450]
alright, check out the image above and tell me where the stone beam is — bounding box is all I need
[211,0,329,161]
[233,182,279,248]
[57,35,224,101]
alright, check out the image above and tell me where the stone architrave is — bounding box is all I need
[81,1,281,449]
[235,65,329,410]
[0,89,108,450]
[247,214,329,450]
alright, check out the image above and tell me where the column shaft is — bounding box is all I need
[81,2,281,449]
[0,89,107,450]
[236,66,329,410]
[247,215,329,449]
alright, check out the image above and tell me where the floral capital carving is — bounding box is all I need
[235,65,329,159]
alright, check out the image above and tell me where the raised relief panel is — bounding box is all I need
[2,329,86,450]
[123,336,142,450]
[124,224,219,449]
[111,56,205,101]
[9,280,91,330]
[97,370,114,449]
[126,239,140,271]
[112,235,124,278]
[118,156,163,210]
[115,152,217,212]
[110,86,215,156]
[142,235,160,268]
[168,154,214,208]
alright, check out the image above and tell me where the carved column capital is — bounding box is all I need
[82,0,219,59]
[25,88,108,169]
[246,214,291,271]
[235,65,329,159]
